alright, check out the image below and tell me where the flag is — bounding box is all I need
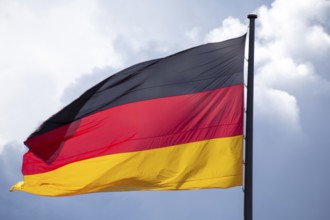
[11,34,246,196]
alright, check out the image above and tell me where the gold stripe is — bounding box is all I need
[11,135,243,196]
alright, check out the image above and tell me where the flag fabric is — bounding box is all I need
[11,35,246,196]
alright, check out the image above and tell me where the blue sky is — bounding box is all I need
[1,0,330,219]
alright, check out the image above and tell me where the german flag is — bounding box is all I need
[11,35,246,196]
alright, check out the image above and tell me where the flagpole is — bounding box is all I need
[245,14,257,220]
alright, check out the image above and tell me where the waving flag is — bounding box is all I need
[11,35,246,196]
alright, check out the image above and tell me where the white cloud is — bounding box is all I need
[205,17,247,42]
[0,0,123,144]
[0,68,58,145]
[0,135,6,153]
[257,0,330,60]
[185,27,201,44]
[255,87,301,132]
[254,0,330,132]
[0,0,122,85]
[255,57,316,92]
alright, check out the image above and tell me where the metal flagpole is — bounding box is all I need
[244,14,257,220]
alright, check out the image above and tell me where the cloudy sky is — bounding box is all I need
[1,0,330,219]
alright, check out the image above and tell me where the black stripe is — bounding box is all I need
[30,34,246,137]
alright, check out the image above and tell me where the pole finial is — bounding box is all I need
[247,14,258,19]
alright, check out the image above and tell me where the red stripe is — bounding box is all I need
[23,85,243,175]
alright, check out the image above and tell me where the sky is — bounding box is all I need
[1,0,330,219]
